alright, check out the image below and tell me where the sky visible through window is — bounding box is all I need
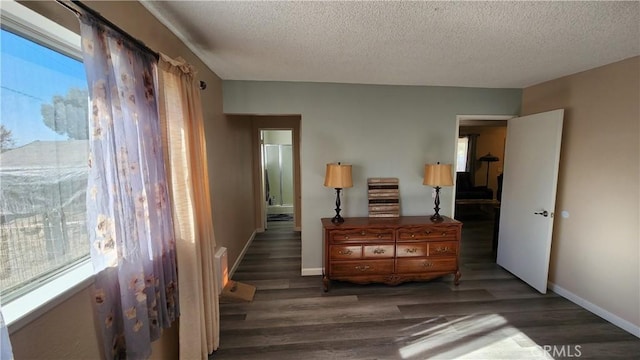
[0,28,87,147]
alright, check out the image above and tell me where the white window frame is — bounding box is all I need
[0,0,93,333]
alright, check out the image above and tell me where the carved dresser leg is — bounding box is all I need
[454,270,461,286]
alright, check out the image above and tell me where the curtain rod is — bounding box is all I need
[55,0,207,90]
[57,0,159,59]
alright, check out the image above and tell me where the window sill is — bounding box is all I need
[4,260,94,334]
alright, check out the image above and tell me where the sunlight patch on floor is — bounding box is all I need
[398,314,552,359]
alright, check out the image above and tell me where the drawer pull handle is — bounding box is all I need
[442,232,447,236]
[361,231,366,236]
[405,248,418,254]
[411,234,415,238]
[377,234,382,239]
[436,246,449,253]
[373,248,385,254]
[339,249,353,255]
[423,261,433,268]
[345,236,350,240]
[425,230,431,234]
[355,265,371,271]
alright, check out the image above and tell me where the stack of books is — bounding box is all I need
[367,178,400,217]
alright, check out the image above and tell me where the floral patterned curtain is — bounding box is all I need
[78,13,178,359]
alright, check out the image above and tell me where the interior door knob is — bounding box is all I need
[534,210,549,217]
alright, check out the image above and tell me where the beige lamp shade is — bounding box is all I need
[324,163,353,188]
[423,163,454,187]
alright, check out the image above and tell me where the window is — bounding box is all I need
[456,136,469,172]
[1,0,90,313]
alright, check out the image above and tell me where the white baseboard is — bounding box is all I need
[301,267,323,276]
[229,230,256,279]
[549,282,640,338]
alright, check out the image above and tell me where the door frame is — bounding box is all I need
[454,115,515,218]
[251,116,302,232]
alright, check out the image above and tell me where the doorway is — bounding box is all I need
[250,115,301,232]
[262,130,294,224]
[455,116,511,264]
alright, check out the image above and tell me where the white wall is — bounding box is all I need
[223,81,521,273]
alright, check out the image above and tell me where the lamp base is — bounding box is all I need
[331,188,344,224]
[331,215,345,224]
[431,186,444,222]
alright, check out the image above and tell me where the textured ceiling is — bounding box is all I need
[142,1,640,88]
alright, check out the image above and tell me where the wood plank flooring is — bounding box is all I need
[210,217,639,359]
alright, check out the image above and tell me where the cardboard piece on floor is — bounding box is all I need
[220,280,256,303]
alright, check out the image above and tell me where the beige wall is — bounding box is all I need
[11,283,180,359]
[522,56,640,332]
[11,1,256,358]
[10,286,102,359]
[460,126,507,195]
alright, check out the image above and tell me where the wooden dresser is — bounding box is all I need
[321,216,462,291]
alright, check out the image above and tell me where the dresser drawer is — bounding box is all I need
[330,260,394,276]
[330,245,362,260]
[329,228,394,243]
[396,243,428,257]
[396,258,457,273]
[397,225,458,241]
[363,244,394,258]
[428,242,458,256]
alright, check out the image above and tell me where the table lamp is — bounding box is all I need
[423,162,454,222]
[324,162,353,224]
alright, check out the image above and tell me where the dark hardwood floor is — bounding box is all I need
[210,214,639,359]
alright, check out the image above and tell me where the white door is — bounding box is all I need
[497,109,564,293]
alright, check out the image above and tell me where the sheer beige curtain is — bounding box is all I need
[157,54,219,359]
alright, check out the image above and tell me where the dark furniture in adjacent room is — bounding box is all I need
[454,172,496,220]
[455,172,493,200]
